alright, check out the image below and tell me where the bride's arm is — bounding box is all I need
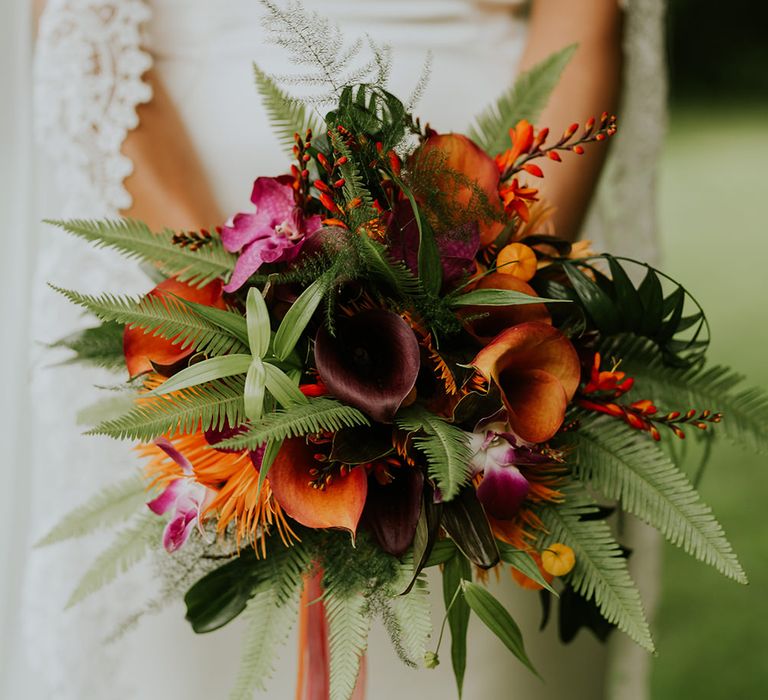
[519,0,623,241]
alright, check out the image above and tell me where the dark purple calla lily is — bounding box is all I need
[314,309,420,423]
[363,467,424,557]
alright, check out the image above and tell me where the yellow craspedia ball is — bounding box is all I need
[541,543,575,576]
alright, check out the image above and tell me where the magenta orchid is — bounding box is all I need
[147,438,214,553]
[221,177,323,292]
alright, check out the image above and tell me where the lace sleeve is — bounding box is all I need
[34,0,153,217]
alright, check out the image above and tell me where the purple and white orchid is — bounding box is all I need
[221,177,323,292]
[147,438,214,553]
[468,420,549,520]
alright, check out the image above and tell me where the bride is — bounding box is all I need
[1,1,665,698]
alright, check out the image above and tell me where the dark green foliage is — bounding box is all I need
[443,554,472,698]
[440,487,500,569]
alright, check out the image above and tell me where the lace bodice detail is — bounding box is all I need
[34,0,153,217]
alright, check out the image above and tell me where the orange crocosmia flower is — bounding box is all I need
[124,277,226,379]
[267,437,368,533]
[459,272,551,345]
[415,133,505,248]
[471,321,580,443]
[495,119,535,173]
[496,242,538,282]
[499,178,539,223]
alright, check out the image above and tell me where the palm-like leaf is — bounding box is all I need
[568,415,746,583]
[539,485,654,651]
[48,219,235,287]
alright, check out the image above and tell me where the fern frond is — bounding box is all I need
[539,485,654,651]
[37,475,147,546]
[47,219,234,287]
[469,45,577,155]
[89,377,246,441]
[603,335,768,454]
[219,398,370,450]
[395,407,473,500]
[386,572,432,667]
[254,62,321,154]
[568,416,747,583]
[66,514,163,608]
[325,589,371,700]
[230,584,301,699]
[51,321,125,371]
[53,286,247,358]
[330,131,376,226]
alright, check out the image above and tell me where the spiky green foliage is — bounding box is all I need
[47,219,235,287]
[53,286,248,358]
[469,44,577,155]
[396,406,473,500]
[604,335,768,454]
[539,485,654,651]
[52,321,125,371]
[218,398,370,450]
[66,514,163,608]
[89,377,246,441]
[37,475,147,546]
[567,415,747,583]
[253,62,321,154]
[330,131,377,226]
[230,587,300,700]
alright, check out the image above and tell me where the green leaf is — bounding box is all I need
[402,490,443,595]
[497,542,558,595]
[469,45,577,155]
[449,288,569,307]
[264,362,308,407]
[150,354,252,395]
[637,267,665,336]
[424,539,459,567]
[246,287,271,357]
[566,415,747,583]
[218,398,370,451]
[174,297,249,347]
[244,358,267,421]
[395,406,473,500]
[539,485,654,651]
[89,377,246,441]
[563,263,620,332]
[441,487,500,569]
[460,581,539,677]
[324,588,370,700]
[36,475,147,546]
[51,320,125,371]
[66,514,163,608]
[443,554,472,698]
[48,219,235,287]
[53,286,248,358]
[272,277,327,361]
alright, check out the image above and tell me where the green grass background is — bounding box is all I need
[649,105,768,698]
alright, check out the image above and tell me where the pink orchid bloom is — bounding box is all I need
[147,438,214,553]
[221,177,323,292]
[468,421,535,520]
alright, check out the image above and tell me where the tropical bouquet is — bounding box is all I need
[41,4,767,699]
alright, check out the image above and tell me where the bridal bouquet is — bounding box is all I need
[43,6,766,699]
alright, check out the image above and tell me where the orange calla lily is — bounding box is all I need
[460,272,551,345]
[267,437,368,533]
[471,322,580,443]
[124,277,226,378]
[416,133,504,248]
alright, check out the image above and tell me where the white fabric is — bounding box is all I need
[1,1,664,699]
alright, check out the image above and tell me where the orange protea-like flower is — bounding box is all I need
[139,432,298,554]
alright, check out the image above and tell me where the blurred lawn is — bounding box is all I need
[649,105,768,698]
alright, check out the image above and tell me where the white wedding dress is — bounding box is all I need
[0,1,666,699]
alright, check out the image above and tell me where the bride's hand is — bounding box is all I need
[520,0,623,241]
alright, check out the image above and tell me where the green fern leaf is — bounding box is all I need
[229,584,301,699]
[330,131,377,226]
[395,406,473,500]
[66,514,163,608]
[253,62,321,155]
[603,335,768,454]
[539,485,654,651]
[89,377,246,441]
[469,45,577,155]
[53,286,248,358]
[387,572,432,667]
[325,589,371,700]
[51,321,125,371]
[568,416,747,583]
[218,398,370,450]
[37,475,147,546]
[47,219,235,287]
